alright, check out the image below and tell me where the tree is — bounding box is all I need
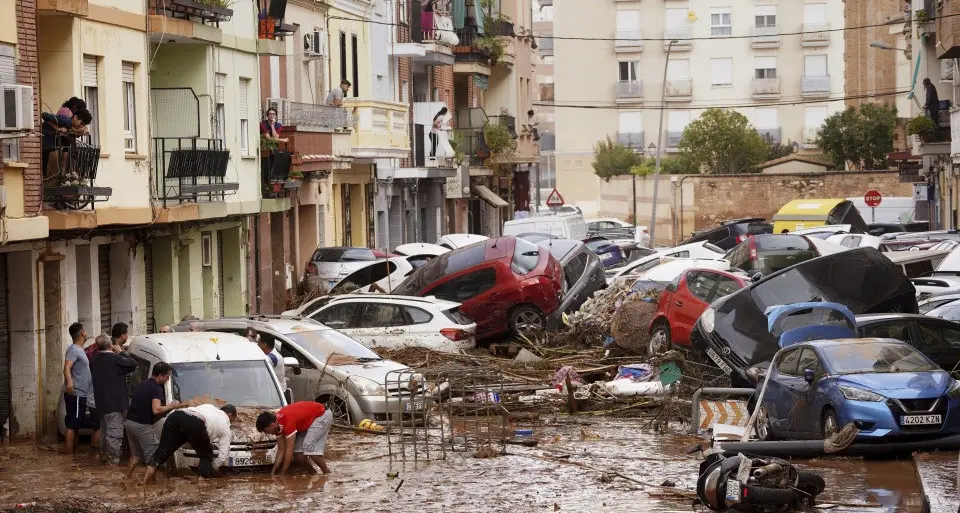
[633,155,698,175]
[764,139,796,162]
[592,137,642,181]
[678,108,770,174]
[815,103,897,170]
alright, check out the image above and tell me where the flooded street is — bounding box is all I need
[0,419,928,512]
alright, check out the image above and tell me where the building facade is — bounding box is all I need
[553,1,847,227]
[533,0,553,207]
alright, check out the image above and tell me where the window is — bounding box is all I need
[404,306,433,324]
[426,267,498,302]
[359,303,407,328]
[618,61,638,82]
[754,107,778,129]
[0,44,17,161]
[616,9,640,33]
[861,322,915,345]
[351,34,359,98]
[82,55,100,147]
[667,110,691,131]
[312,303,362,329]
[542,56,554,65]
[797,348,821,375]
[803,3,827,25]
[840,236,861,248]
[688,272,719,302]
[563,253,589,290]
[754,56,777,79]
[710,58,733,86]
[535,5,553,21]
[122,62,136,152]
[804,54,827,77]
[710,8,732,36]
[665,8,687,29]
[666,59,690,80]
[755,5,776,27]
[714,276,743,299]
[512,238,542,275]
[214,73,226,141]
[618,112,642,133]
[804,106,829,128]
[339,31,347,83]
[777,348,801,375]
[278,342,316,370]
[239,78,250,155]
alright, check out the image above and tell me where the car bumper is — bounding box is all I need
[353,394,435,425]
[180,448,276,469]
[837,398,960,439]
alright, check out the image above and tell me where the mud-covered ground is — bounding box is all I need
[0,419,926,512]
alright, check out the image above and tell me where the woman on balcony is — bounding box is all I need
[261,108,289,144]
[430,107,454,158]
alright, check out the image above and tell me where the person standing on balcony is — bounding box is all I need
[260,108,288,144]
[56,97,86,118]
[41,108,92,177]
[924,78,941,128]
[326,79,351,107]
[430,107,453,158]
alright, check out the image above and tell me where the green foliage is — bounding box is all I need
[449,131,466,166]
[592,137,643,181]
[677,108,769,174]
[914,8,931,32]
[632,155,698,176]
[478,0,509,64]
[815,103,897,170]
[764,140,796,162]
[483,122,517,161]
[260,135,278,152]
[196,0,233,8]
[908,115,937,139]
[288,170,303,180]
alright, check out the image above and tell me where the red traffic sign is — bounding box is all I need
[545,188,565,207]
[864,189,882,208]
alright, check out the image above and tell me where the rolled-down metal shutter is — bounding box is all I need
[0,254,10,427]
[217,234,225,316]
[98,245,111,333]
[0,45,15,85]
[144,246,154,333]
[82,56,97,87]
[120,62,134,83]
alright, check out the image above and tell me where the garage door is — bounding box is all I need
[0,254,9,427]
[98,245,111,333]
[144,246,154,333]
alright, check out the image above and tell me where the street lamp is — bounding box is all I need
[647,142,657,158]
[649,39,678,247]
[869,40,909,58]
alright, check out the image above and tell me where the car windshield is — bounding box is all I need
[928,304,960,321]
[821,342,937,374]
[312,248,374,263]
[393,243,488,294]
[755,235,815,251]
[512,238,542,275]
[771,307,855,336]
[170,360,284,408]
[286,329,381,361]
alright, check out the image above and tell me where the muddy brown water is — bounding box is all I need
[0,419,926,512]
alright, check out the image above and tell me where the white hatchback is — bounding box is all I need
[287,294,477,353]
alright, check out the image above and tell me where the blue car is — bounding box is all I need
[756,337,960,441]
[583,237,626,268]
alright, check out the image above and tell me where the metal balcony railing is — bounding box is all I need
[666,130,684,149]
[801,75,831,95]
[663,27,693,45]
[617,132,644,149]
[752,77,781,96]
[261,142,297,199]
[757,127,782,144]
[149,0,233,24]
[488,115,519,139]
[801,23,830,45]
[665,79,693,98]
[452,128,490,166]
[43,137,112,210]
[152,137,237,207]
[615,30,643,49]
[616,80,642,98]
[750,26,780,46]
[454,26,490,61]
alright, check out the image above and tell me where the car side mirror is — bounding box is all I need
[804,368,815,383]
[749,271,762,282]
[283,388,294,404]
[283,357,302,375]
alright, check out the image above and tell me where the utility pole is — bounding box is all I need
[649,40,677,247]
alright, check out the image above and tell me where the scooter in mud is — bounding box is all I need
[696,452,826,513]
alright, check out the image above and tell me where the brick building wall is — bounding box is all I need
[844,0,903,107]
[430,66,454,109]
[16,0,39,214]
[397,0,413,166]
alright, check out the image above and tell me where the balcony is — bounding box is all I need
[757,127,782,144]
[539,37,554,54]
[151,137,237,207]
[617,132,645,149]
[664,79,693,101]
[663,27,693,50]
[616,80,643,100]
[343,99,410,159]
[37,0,88,16]
[540,133,555,152]
[752,78,781,99]
[801,75,831,97]
[261,143,299,199]
[614,31,643,52]
[453,26,492,75]
[666,130,684,151]
[750,26,780,48]
[265,98,351,131]
[395,9,456,66]
[413,101,456,168]
[802,127,820,149]
[148,0,231,44]
[42,138,112,211]
[489,114,540,164]
[800,23,830,47]
[281,127,353,173]
[937,0,960,58]
[453,108,491,167]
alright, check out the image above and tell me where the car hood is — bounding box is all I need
[837,372,953,399]
[335,359,410,383]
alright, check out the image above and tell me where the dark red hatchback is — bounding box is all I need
[393,236,564,340]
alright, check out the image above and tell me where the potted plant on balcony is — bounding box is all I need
[449,132,466,166]
[908,115,937,142]
[174,0,234,20]
[483,122,517,163]
[477,0,509,65]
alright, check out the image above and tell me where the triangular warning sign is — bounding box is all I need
[545,188,565,207]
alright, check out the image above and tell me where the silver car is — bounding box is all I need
[181,317,425,425]
[303,247,390,294]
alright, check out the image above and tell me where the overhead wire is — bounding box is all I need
[536,88,915,110]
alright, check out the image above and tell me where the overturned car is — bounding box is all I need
[690,247,919,387]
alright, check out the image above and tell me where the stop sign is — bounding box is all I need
[864,189,882,207]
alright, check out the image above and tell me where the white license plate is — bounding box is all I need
[228,456,269,467]
[706,348,733,374]
[901,414,942,425]
[725,479,741,502]
[404,399,425,412]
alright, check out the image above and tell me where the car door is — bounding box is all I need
[349,302,410,349]
[310,302,363,330]
[423,266,501,336]
[916,322,960,374]
[765,348,801,437]
[671,271,717,344]
[860,321,919,348]
[791,347,824,439]
[276,341,320,402]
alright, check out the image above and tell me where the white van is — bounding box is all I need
[884,249,951,278]
[503,213,588,240]
[126,332,290,470]
[846,196,916,224]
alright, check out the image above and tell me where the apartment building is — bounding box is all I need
[553,1,846,220]
[844,0,903,108]
[533,0,553,205]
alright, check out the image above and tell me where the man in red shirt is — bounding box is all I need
[256,401,332,475]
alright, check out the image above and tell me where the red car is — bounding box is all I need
[393,236,564,339]
[647,268,748,352]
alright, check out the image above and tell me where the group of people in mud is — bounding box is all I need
[62,321,333,483]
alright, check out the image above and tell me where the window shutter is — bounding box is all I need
[0,45,14,85]
[121,62,135,83]
[238,79,249,118]
[83,56,98,87]
[755,5,776,17]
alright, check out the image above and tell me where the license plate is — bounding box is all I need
[328,280,339,289]
[228,456,269,467]
[404,399,425,412]
[725,479,741,502]
[707,348,733,374]
[901,414,942,425]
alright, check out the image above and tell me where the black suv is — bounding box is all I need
[681,218,772,250]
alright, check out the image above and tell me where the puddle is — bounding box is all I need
[0,419,928,512]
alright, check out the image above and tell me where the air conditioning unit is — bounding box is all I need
[264,97,292,125]
[0,84,33,132]
[304,29,326,58]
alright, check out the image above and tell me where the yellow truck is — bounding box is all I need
[772,199,868,234]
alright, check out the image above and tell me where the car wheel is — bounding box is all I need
[509,305,545,335]
[319,396,351,426]
[821,408,839,439]
[648,323,671,355]
[755,405,775,441]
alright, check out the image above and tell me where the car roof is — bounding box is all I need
[129,332,264,363]
[537,238,582,260]
[325,294,460,309]
[185,316,328,335]
[798,337,912,348]
[855,313,953,323]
